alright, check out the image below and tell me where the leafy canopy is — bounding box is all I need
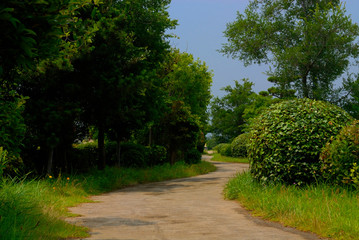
[221,0,359,100]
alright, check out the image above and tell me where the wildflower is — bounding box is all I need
[53,187,56,190]
[67,177,70,181]
[49,175,53,179]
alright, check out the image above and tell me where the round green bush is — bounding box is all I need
[213,143,226,153]
[320,120,359,188]
[231,133,249,158]
[249,98,353,185]
[219,143,232,157]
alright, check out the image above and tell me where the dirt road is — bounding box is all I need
[67,156,321,240]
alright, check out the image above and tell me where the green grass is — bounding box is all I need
[0,161,216,240]
[211,152,249,163]
[225,171,359,240]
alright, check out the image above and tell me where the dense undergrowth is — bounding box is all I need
[0,161,216,240]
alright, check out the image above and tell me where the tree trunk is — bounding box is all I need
[98,123,106,170]
[47,147,54,175]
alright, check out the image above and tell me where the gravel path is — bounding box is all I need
[67,156,321,240]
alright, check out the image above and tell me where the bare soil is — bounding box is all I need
[67,155,322,240]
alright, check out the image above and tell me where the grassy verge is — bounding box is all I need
[211,153,249,163]
[225,171,359,240]
[0,161,216,240]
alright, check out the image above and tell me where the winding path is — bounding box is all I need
[67,156,321,240]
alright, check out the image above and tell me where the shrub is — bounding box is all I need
[213,143,226,153]
[146,145,167,166]
[71,141,99,171]
[249,98,353,185]
[320,120,359,188]
[120,142,147,168]
[184,148,202,164]
[231,133,249,158]
[215,143,232,156]
[220,143,232,157]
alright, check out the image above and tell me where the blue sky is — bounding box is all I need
[167,0,359,98]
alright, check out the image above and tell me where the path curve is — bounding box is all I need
[67,156,321,240]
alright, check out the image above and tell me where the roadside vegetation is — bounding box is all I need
[225,172,359,240]
[211,153,249,164]
[207,1,359,239]
[0,161,216,240]
[1,1,215,239]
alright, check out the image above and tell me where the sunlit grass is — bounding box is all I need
[225,171,359,240]
[211,152,249,163]
[0,161,216,240]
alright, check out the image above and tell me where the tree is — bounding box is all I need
[154,50,212,162]
[341,74,359,119]
[210,79,273,144]
[163,50,213,127]
[221,0,359,100]
[1,0,98,174]
[72,0,176,169]
[210,79,254,143]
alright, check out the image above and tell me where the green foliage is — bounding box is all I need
[146,145,167,166]
[216,143,232,157]
[213,143,226,154]
[210,79,254,143]
[342,75,359,119]
[71,142,99,171]
[0,148,8,179]
[221,0,359,100]
[205,137,217,150]
[0,177,89,240]
[159,101,201,164]
[0,0,98,75]
[320,120,359,188]
[225,171,359,239]
[210,79,274,143]
[249,98,353,185]
[230,133,249,158]
[184,148,202,164]
[120,142,147,168]
[163,50,213,126]
[0,94,26,158]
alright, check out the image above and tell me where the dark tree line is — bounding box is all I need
[0,0,212,175]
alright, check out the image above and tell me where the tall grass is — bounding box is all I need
[0,161,216,240]
[225,171,359,240]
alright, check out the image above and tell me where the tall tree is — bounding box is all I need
[221,0,359,100]
[73,0,176,169]
[155,50,213,162]
[1,0,98,173]
[210,79,273,143]
[163,50,213,126]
